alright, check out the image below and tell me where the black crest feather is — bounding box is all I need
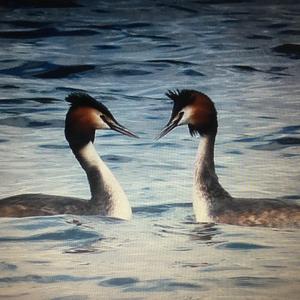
[65,92,114,119]
[166,89,196,106]
[165,89,197,130]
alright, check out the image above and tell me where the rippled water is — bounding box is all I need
[0,1,300,299]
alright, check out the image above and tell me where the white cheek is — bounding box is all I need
[99,119,110,129]
[102,123,110,130]
[178,106,193,126]
[95,115,110,130]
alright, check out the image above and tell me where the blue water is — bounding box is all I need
[0,1,300,299]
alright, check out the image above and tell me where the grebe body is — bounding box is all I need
[158,89,300,227]
[0,92,138,220]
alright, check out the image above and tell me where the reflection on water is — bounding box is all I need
[0,0,300,299]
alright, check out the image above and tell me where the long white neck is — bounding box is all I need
[73,142,132,220]
[193,132,232,223]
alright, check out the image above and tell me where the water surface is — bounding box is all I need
[0,1,300,299]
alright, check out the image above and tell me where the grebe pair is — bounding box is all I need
[0,90,299,227]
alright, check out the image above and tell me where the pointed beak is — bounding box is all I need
[101,115,139,138]
[156,112,183,140]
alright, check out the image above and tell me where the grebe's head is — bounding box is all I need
[157,89,217,139]
[65,92,138,148]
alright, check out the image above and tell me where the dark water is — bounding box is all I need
[0,1,300,299]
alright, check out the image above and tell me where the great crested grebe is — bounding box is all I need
[158,89,300,227]
[0,92,138,220]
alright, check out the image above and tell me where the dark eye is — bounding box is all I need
[100,115,107,122]
[100,114,112,128]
